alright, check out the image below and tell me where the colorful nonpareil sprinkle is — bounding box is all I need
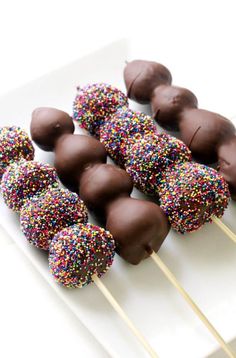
[0,126,34,179]
[73,83,230,233]
[1,160,59,212]
[125,132,192,195]
[159,162,230,233]
[100,108,156,166]
[20,188,88,250]
[72,83,128,138]
[49,223,115,288]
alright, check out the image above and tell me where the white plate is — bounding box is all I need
[0,39,236,358]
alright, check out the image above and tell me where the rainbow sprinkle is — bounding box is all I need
[1,160,59,212]
[159,162,230,233]
[72,83,230,234]
[0,126,34,179]
[49,223,115,288]
[125,133,192,195]
[100,108,156,166]
[72,83,128,138]
[20,188,88,250]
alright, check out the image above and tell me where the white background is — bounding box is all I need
[0,0,236,95]
[1,1,236,357]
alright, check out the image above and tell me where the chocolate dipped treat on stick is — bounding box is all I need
[30,107,236,357]
[0,126,159,358]
[99,107,236,242]
[123,60,236,200]
[74,81,235,241]
[70,84,230,235]
[31,106,170,265]
[124,60,172,104]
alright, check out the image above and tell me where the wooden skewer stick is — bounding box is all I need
[92,275,159,358]
[212,217,236,244]
[150,253,236,358]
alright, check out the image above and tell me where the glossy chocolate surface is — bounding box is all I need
[54,134,107,191]
[124,60,172,104]
[218,137,236,199]
[79,163,133,215]
[152,85,198,130]
[31,107,74,151]
[106,197,170,265]
[180,109,235,164]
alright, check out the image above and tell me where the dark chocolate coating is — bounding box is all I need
[31,107,74,151]
[218,137,236,199]
[79,164,133,216]
[124,60,172,104]
[30,106,170,265]
[106,197,170,265]
[54,134,107,191]
[151,85,198,130]
[179,109,235,164]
